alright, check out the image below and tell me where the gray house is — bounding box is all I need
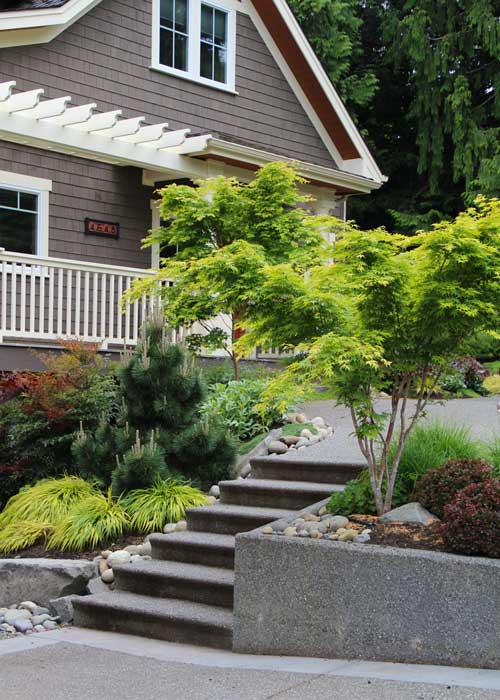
[0,0,384,369]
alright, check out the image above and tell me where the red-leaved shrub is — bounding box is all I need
[441,480,500,558]
[413,458,493,518]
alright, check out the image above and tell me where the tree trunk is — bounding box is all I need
[231,353,241,381]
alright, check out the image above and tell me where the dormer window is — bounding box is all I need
[153,0,236,92]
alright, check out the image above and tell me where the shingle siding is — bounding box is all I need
[0,0,334,168]
[0,142,152,269]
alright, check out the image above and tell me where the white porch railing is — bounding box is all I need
[0,250,159,348]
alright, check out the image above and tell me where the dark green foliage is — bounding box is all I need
[111,433,169,496]
[72,321,236,492]
[442,480,500,557]
[414,458,493,519]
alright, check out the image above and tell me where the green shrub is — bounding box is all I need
[413,458,493,518]
[328,421,483,515]
[442,480,500,557]
[440,371,467,394]
[111,433,169,496]
[0,521,52,554]
[48,488,130,552]
[483,375,500,395]
[461,331,500,362]
[201,378,285,441]
[124,479,207,533]
[486,437,500,475]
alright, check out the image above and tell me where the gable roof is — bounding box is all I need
[0,0,385,186]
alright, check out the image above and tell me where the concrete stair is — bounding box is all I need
[74,451,362,650]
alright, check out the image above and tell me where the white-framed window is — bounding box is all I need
[0,171,51,258]
[152,0,237,93]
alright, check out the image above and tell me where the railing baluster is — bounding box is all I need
[10,263,17,332]
[75,270,81,338]
[29,264,36,334]
[133,297,139,343]
[117,276,123,341]
[57,268,63,337]
[66,269,72,336]
[48,267,54,336]
[92,273,98,340]
[100,273,107,340]
[39,265,45,335]
[125,276,131,342]
[109,274,115,341]
[20,264,26,335]
[1,260,7,338]
[83,271,90,340]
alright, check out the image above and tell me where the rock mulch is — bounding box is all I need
[0,601,63,640]
[262,506,373,543]
[266,415,333,456]
[94,540,153,588]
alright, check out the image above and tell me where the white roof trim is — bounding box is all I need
[0,0,103,48]
[0,80,379,193]
[243,0,385,185]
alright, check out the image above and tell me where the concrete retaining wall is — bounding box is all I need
[233,520,500,669]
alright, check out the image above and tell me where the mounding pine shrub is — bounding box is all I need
[47,488,130,552]
[413,458,493,518]
[123,479,207,533]
[328,421,483,515]
[441,480,500,558]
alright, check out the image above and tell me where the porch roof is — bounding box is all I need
[0,80,382,195]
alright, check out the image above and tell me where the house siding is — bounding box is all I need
[0,0,335,169]
[0,142,152,268]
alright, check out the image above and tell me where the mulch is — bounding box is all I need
[0,535,145,561]
[349,513,449,553]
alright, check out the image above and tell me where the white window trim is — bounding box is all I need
[0,170,51,258]
[151,0,237,94]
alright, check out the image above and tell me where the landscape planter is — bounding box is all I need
[233,505,500,669]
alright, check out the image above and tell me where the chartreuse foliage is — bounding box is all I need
[0,476,207,553]
[126,162,333,378]
[238,199,500,514]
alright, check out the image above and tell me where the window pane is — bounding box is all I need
[0,210,37,255]
[200,42,214,80]
[159,27,174,67]
[160,0,174,28]
[19,192,37,212]
[201,4,213,42]
[214,9,227,47]
[174,33,188,71]
[214,46,227,83]
[0,188,17,209]
[174,0,188,32]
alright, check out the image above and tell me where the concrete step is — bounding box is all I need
[73,591,233,649]
[186,504,296,535]
[250,456,364,485]
[150,532,235,569]
[114,560,234,608]
[219,479,342,510]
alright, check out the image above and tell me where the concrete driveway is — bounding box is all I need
[1,628,500,700]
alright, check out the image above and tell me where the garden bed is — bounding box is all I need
[0,535,145,561]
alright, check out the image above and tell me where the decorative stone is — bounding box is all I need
[281,435,300,446]
[43,620,58,631]
[328,534,339,541]
[49,595,78,624]
[124,545,141,555]
[295,438,310,448]
[303,514,321,522]
[101,550,112,559]
[311,416,326,429]
[329,516,349,531]
[32,614,51,625]
[296,414,307,424]
[362,529,372,536]
[34,625,45,633]
[262,527,274,535]
[130,555,142,563]
[175,520,187,532]
[353,534,371,544]
[101,569,115,584]
[298,531,310,538]
[98,559,109,576]
[0,624,15,634]
[13,619,33,633]
[318,507,327,516]
[19,601,37,613]
[107,550,131,567]
[163,523,177,534]
[300,429,313,439]
[4,609,31,624]
[338,529,357,542]
[206,496,218,506]
[283,527,297,537]
[209,485,220,498]
[310,530,323,540]
[267,440,288,455]
[137,541,152,556]
[32,606,50,616]
[380,502,439,526]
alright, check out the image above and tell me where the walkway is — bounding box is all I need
[291,396,500,464]
[2,628,500,699]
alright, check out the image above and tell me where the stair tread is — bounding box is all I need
[251,456,365,467]
[187,504,296,519]
[220,479,343,493]
[149,531,235,549]
[74,591,233,629]
[115,559,234,586]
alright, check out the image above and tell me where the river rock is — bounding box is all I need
[338,529,357,542]
[13,619,33,633]
[18,601,37,613]
[267,440,288,455]
[281,435,300,446]
[283,527,297,537]
[49,595,78,624]
[353,534,371,544]
[262,527,274,535]
[175,520,187,532]
[101,569,115,584]
[124,545,141,556]
[107,550,131,567]
[163,523,177,534]
[137,541,152,556]
[311,416,326,429]
[380,502,439,526]
[31,614,51,625]
[329,516,349,531]
[300,429,313,439]
[209,485,220,498]
[4,609,32,624]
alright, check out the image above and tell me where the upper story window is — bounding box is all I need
[0,171,51,258]
[153,0,236,92]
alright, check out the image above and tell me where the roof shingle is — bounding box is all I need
[0,0,69,11]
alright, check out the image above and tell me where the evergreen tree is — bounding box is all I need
[73,320,236,492]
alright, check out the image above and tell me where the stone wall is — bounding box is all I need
[233,515,500,669]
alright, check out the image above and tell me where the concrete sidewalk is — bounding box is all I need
[293,396,500,464]
[1,628,500,699]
